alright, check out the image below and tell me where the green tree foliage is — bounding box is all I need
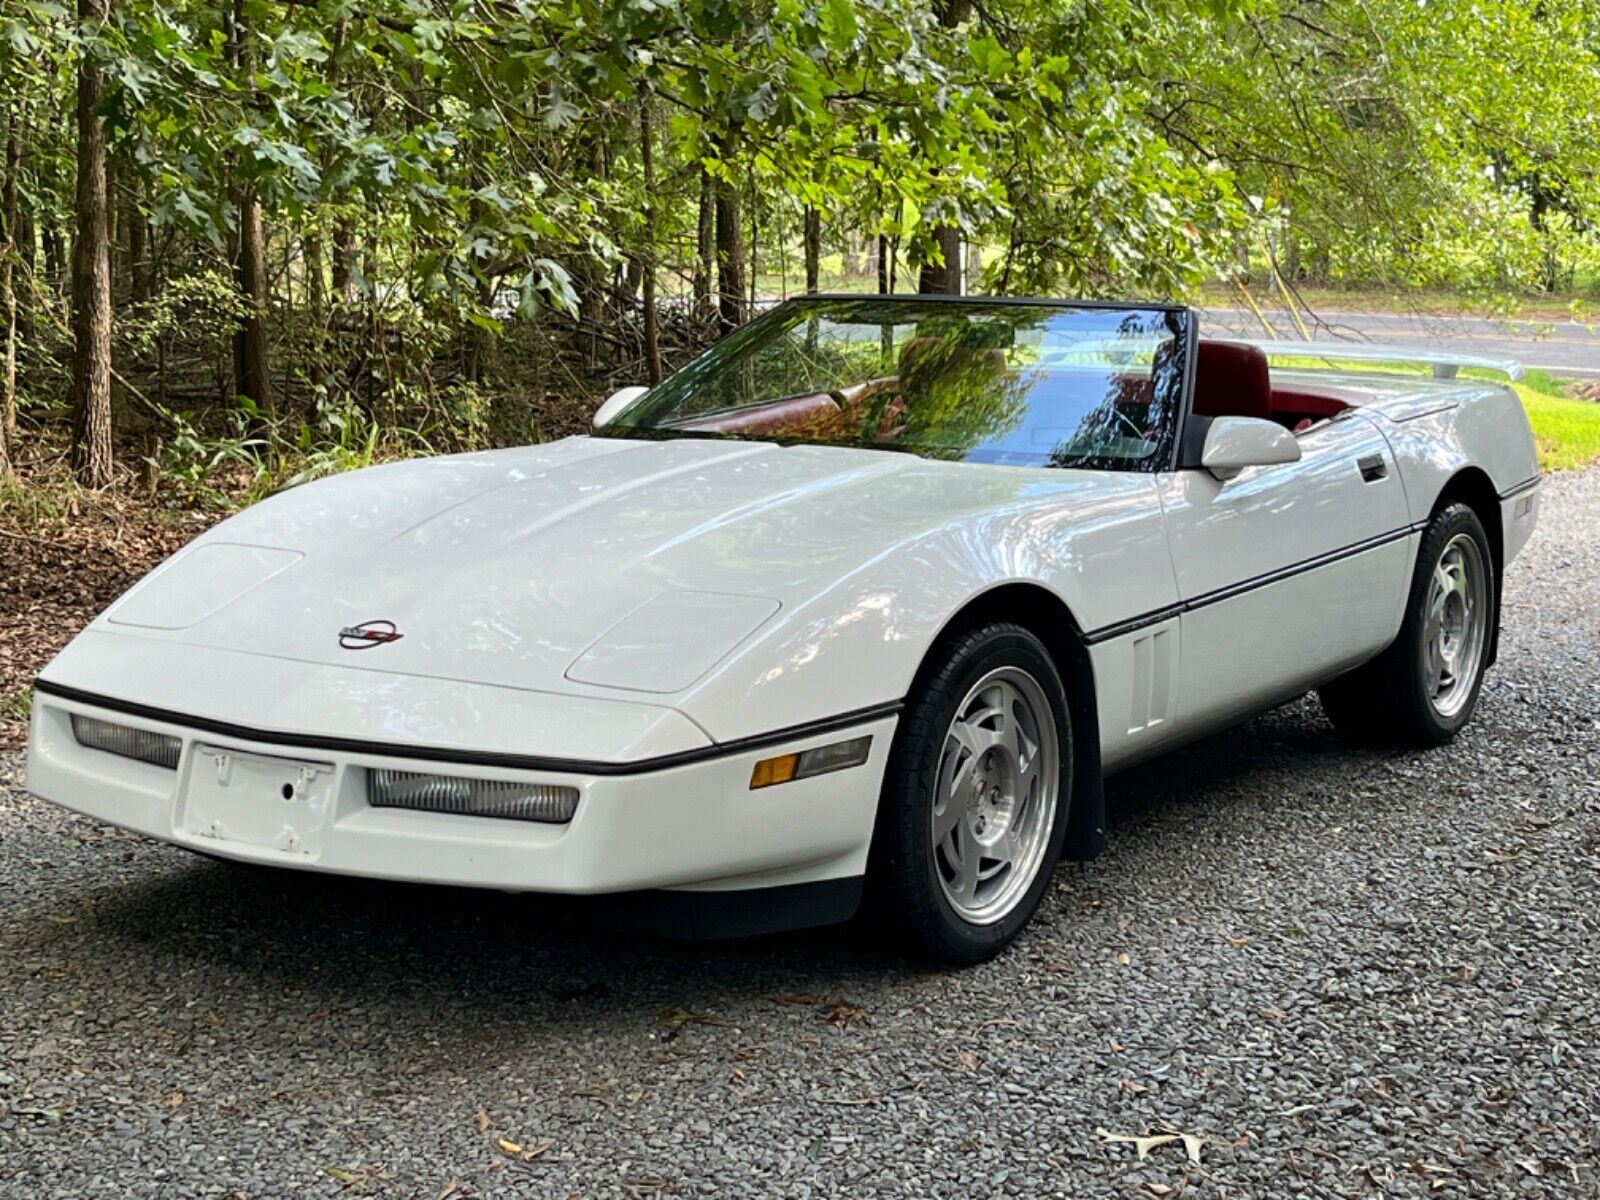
[0,0,1594,488]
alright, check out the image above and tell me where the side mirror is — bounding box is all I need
[593,385,649,429]
[1200,416,1301,482]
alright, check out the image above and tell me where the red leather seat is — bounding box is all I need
[680,392,846,438]
[1191,341,1273,421]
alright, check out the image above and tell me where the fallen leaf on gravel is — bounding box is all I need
[624,1174,674,1191]
[569,1082,618,1111]
[658,1006,732,1034]
[1225,935,1249,947]
[497,1139,522,1155]
[1120,1079,1147,1095]
[473,1109,490,1132]
[769,993,822,1006]
[12,1106,63,1121]
[1098,1128,1207,1164]
[1098,1129,1181,1160]
[162,1090,185,1108]
[1259,1005,1288,1022]
[1483,844,1524,862]
[820,1001,865,1028]
[957,1051,979,1071]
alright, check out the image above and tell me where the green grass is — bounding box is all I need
[1516,383,1600,472]
[1200,280,1599,322]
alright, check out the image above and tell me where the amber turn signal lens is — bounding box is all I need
[749,736,872,790]
[749,754,799,789]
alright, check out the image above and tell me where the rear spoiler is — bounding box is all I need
[1238,340,1525,383]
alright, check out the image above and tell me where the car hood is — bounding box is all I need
[91,436,1051,699]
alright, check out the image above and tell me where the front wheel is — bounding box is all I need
[870,623,1071,965]
[1319,503,1496,746]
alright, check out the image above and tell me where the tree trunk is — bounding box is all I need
[1,110,17,476]
[639,92,662,384]
[70,0,114,487]
[917,0,972,295]
[332,222,359,303]
[43,225,66,289]
[918,223,961,295]
[126,179,148,303]
[714,140,746,334]
[14,200,33,348]
[104,154,117,295]
[747,172,758,313]
[803,207,820,294]
[227,0,271,415]
[694,168,715,327]
[303,232,324,314]
[877,233,889,294]
[232,191,271,411]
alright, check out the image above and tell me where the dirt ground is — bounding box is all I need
[0,476,215,749]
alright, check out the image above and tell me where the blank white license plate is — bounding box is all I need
[182,745,335,856]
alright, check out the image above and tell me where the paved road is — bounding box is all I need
[3,475,1599,1197]
[1202,306,1600,378]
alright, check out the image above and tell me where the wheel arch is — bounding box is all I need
[1431,467,1505,666]
[908,582,1106,863]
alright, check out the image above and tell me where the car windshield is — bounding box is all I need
[601,298,1191,469]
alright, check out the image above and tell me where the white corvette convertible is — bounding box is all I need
[26,297,1540,962]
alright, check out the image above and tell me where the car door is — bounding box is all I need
[1158,413,1413,737]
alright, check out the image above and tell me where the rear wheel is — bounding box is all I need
[870,623,1071,964]
[1319,503,1495,746]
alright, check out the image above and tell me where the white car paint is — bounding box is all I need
[1197,415,1302,479]
[24,340,1541,920]
[1156,411,1414,746]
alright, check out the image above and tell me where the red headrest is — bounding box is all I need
[1191,341,1272,421]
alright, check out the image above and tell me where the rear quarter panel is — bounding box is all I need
[1370,381,1540,562]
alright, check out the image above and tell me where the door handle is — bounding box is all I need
[1358,454,1387,483]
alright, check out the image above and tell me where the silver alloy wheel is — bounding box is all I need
[1423,533,1489,718]
[931,666,1059,926]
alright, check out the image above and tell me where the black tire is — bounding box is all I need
[868,622,1072,965]
[1319,503,1496,747]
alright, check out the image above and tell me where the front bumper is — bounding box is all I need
[25,689,896,897]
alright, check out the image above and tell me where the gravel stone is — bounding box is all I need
[2,470,1598,1196]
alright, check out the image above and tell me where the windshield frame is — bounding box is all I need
[597,295,1198,473]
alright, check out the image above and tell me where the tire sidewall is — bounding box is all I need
[880,624,1073,963]
[1404,505,1496,740]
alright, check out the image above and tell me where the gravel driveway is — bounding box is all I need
[3,473,1597,1199]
